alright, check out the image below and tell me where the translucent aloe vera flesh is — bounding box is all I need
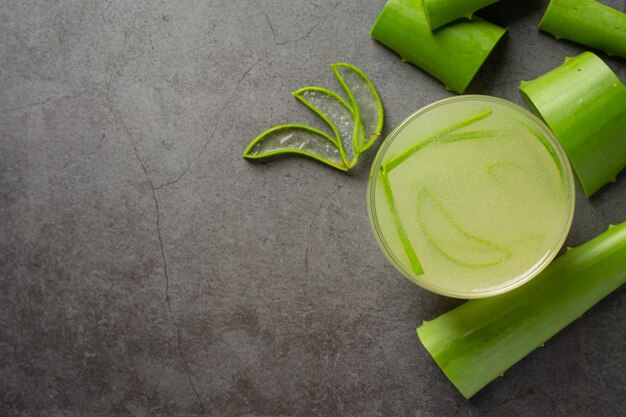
[418,221,626,398]
[370,0,506,94]
[520,52,626,197]
[539,0,626,58]
[368,96,574,298]
[422,0,500,31]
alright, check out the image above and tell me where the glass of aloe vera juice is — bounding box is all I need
[368,96,575,298]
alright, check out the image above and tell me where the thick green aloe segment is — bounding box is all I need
[370,0,506,94]
[418,221,626,399]
[293,87,360,167]
[422,0,500,31]
[242,124,348,171]
[331,63,384,153]
[519,52,626,197]
[539,0,626,58]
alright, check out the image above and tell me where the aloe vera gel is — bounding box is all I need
[368,96,574,298]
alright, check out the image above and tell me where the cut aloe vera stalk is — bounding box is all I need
[370,0,506,94]
[293,87,359,168]
[539,0,626,58]
[382,109,493,173]
[331,63,384,153]
[519,52,626,197]
[243,124,348,171]
[418,221,626,399]
[422,0,500,31]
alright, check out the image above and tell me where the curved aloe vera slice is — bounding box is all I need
[539,0,626,58]
[293,87,360,168]
[370,0,506,94]
[417,221,626,398]
[331,63,384,153]
[519,52,626,197]
[422,0,500,31]
[417,189,511,267]
[242,124,348,171]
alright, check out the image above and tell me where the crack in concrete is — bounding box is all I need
[253,0,343,47]
[104,75,207,416]
[302,176,349,304]
[154,56,264,190]
[0,93,81,116]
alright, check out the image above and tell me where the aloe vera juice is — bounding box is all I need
[369,96,574,297]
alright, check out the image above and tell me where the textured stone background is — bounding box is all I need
[1,1,625,416]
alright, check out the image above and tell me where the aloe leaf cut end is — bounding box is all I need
[417,221,626,398]
[370,0,506,93]
[519,52,626,197]
[422,0,501,31]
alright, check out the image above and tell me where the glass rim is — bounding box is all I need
[367,95,576,299]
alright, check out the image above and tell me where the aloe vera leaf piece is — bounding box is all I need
[539,0,626,58]
[380,172,424,276]
[417,189,511,267]
[243,124,348,171]
[293,87,360,168]
[370,0,506,94]
[422,0,500,31]
[417,221,626,399]
[331,63,384,153]
[382,109,493,173]
[519,52,626,197]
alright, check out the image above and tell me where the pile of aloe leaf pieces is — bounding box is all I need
[243,0,626,399]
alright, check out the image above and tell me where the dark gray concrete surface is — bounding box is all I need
[1,1,625,416]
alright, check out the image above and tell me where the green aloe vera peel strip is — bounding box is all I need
[382,109,493,173]
[539,0,626,58]
[519,52,626,197]
[370,0,506,94]
[331,63,384,153]
[243,63,383,171]
[422,0,500,31]
[417,221,626,399]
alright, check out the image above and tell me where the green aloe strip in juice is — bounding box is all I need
[368,96,575,298]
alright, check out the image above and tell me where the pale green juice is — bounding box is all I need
[368,96,574,298]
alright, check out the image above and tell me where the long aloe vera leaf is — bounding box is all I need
[380,172,424,276]
[293,87,360,168]
[539,0,626,58]
[417,221,626,399]
[243,124,348,171]
[370,0,506,94]
[519,52,626,197]
[422,0,500,31]
[331,63,384,153]
[382,109,492,173]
